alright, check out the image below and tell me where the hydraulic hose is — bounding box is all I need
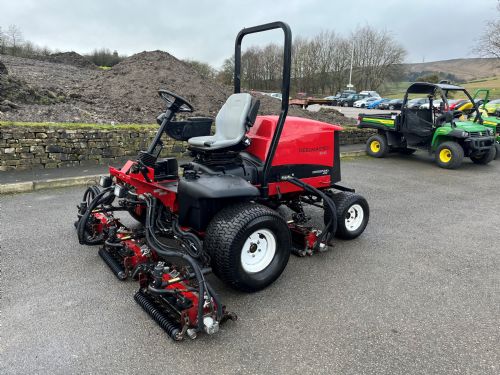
[77,187,113,245]
[142,194,208,332]
[283,177,337,247]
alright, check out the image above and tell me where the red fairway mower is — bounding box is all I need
[75,22,369,341]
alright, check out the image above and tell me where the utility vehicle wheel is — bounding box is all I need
[470,147,496,165]
[435,142,464,169]
[204,203,291,292]
[366,134,388,158]
[325,192,369,240]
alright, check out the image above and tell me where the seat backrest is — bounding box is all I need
[215,93,253,140]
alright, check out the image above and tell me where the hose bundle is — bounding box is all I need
[141,194,222,331]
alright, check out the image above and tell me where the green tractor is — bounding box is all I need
[358,82,496,169]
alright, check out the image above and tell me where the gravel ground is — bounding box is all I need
[1,156,499,374]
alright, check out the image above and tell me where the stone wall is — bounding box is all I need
[0,124,374,171]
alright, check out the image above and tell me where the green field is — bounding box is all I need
[381,76,500,100]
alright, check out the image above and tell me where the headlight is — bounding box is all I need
[114,184,127,198]
[461,131,469,137]
[486,128,493,136]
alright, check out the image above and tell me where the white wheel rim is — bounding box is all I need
[345,204,364,232]
[240,229,276,274]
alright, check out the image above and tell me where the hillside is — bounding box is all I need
[404,58,500,82]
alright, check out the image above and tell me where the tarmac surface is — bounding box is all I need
[1,155,499,374]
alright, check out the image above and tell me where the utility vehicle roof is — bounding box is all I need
[407,82,465,94]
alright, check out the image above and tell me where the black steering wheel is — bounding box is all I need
[158,89,194,113]
[452,110,463,119]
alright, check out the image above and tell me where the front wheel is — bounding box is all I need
[470,146,496,165]
[325,192,369,240]
[435,141,464,169]
[343,102,349,107]
[204,203,291,292]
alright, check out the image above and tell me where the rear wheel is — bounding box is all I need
[366,134,388,158]
[325,192,369,240]
[204,203,291,292]
[435,141,464,169]
[470,147,496,165]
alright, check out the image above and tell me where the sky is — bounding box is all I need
[0,0,498,67]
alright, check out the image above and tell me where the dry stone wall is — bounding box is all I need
[0,124,374,171]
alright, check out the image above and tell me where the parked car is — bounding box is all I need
[359,90,381,98]
[338,94,368,107]
[353,97,379,108]
[419,99,444,110]
[407,98,427,109]
[378,99,403,110]
[367,98,389,109]
[327,90,356,105]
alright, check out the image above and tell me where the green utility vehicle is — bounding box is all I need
[358,82,496,169]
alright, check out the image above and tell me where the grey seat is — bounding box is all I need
[188,93,255,150]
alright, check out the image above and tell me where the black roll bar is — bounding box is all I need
[234,21,292,196]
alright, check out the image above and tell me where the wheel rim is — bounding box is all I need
[345,204,364,232]
[370,140,381,153]
[439,148,452,163]
[240,229,277,274]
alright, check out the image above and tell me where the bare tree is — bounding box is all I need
[5,24,23,55]
[474,0,500,58]
[225,26,406,95]
[0,26,5,54]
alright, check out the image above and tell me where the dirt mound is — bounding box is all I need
[43,51,97,69]
[0,60,7,75]
[78,50,231,122]
[0,50,354,125]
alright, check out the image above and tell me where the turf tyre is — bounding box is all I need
[204,203,291,292]
[435,141,464,169]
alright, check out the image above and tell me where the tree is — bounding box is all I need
[474,0,500,58]
[416,73,440,83]
[0,26,5,54]
[216,56,234,86]
[5,24,23,56]
[184,59,217,80]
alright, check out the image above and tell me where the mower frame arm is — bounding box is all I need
[234,21,292,196]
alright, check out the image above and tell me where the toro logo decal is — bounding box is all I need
[299,146,329,153]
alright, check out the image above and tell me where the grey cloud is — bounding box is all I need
[0,0,496,67]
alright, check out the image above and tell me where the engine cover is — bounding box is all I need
[246,115,342,183]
